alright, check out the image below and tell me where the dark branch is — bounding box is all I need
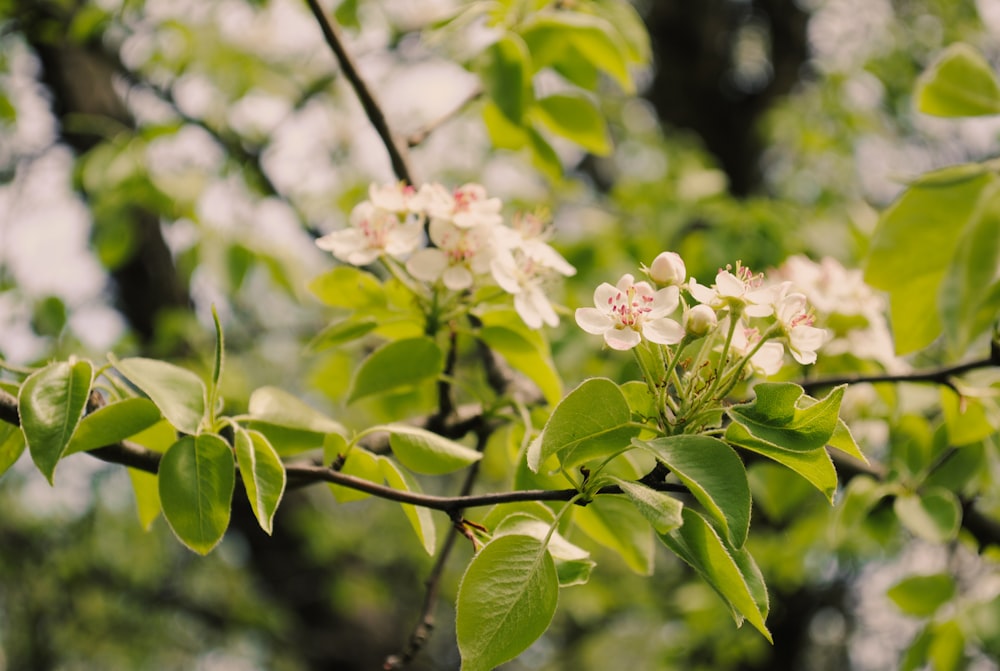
[305,0,415,184]
[800,355,998,395]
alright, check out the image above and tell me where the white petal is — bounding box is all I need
[605,327,641,350]
[406,249,446,281]
[593,282,619,309]
[715,271,744,297]
[687,280,717,305]
[643,318,685,345]
[576,308,612,334]
[442,265,474,291]
[751,342,785,376]
[649,285,680,316]
[520,289,559,328]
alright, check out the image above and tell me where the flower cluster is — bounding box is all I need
[316,182,575,329]
[576,251,828,376]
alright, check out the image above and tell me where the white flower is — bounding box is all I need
[728,319,785,377]
[414,182,502,229]
[648,251,686,286]
[509,211,576,277]
[575,274,684,350]
[491,252,560,328]
[367,181,418,214]
[772,282,827,365]
[688,264,774,317]
[406,220,498,291]
[316,200,423,266]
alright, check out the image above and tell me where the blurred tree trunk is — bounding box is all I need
[21,1,190,346]
[643,0,810,196]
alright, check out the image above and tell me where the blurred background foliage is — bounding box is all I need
[1,0,1000,669]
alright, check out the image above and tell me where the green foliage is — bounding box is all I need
[158,434,235,555]
[888,573,956,617]
[382,424,482,475]
[233,426,285,535]
[347,337,444,403]
[916,43,1000,117]
[455,534,559,671]
[109,355,207,435]
[19,359,94,483]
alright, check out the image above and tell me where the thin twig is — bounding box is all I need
[406,87,483,147]
[800,355,997,395]
[305,0,415,184]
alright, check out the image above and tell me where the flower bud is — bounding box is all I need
[684,304,718,337]
[649,251,686,286]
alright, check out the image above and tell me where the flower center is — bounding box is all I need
[608,285,655,329]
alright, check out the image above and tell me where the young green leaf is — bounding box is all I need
[158,434,235,555]
[0,422,26,479]
[110,355,206,435]
[325,439,381,503]
[659,507,771,642]
[126,419,177,529]
[609,477,684,534]
[894,487,961,543]
[533,377,639,472]
[233,427,286,535]
[208,305,224,422]
[307,316,380,352]
[916,43,1000,117]
[494,513,595,587]
[19,359,94,483]
[477,319,562,406]
[521,12,633,93]
[348,337,443,403]
[726,383,845,453]
[865,170,996,354]
[572,495,654,575]
[531,92,611,155]
[636,434,751,548]
[307,265,386,310]
[381,424,482,475]
[456,534,559,671]
[379,457,436,554]
[248,386,346,435]
[725,422,838,502]
[887,573,956,617]
[65,397,161,455]
[480,33,532,123]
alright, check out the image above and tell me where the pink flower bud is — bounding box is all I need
[649,251,686,286]
[684,304,718,337]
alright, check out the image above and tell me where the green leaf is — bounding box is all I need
[573,495,654,575]
[65,397,161,455]
[494,513,595,587]
[307,266,386,310]
[929,620,966,671]
[531,92,611,155]
[209,305,224,421]
[827,417,869,463]
[324,439,381,503]
[456,534,559,671]
[480,34,531,123]
[348,337,443,403]
[659,507,772,642]
[248,386,346,435]
[894,487,962,543]
[233,427,286,535]
[725,421,838,502]
[916,43,1000,117]
[307,316,379,352]
[482,100,529,150]
[379,457,436,554]
[533,377,639,472]
[158,434,235,555]
[526,125,563,181]
[939,182,1000,352]
[381,424,482,475]
[726,383,845,453]
[110,355,206,435]
[940,387,999,446]
[126,420,176,529]
[887,573,956,617]
[478,319,562,406]
[609,477,684,534]
[864,170,995,354]
[0,423,26,479]
[521,12,633,93]
[19,359,94,483]
[636,435,751,548]
[619,380,658,419]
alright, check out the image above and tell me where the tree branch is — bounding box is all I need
[801,354,998,395]
[305,0,415,184]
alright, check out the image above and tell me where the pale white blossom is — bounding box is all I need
[415,182,502,229]
[576,274,685,350]
[727,319,785,376]
[684,303,718,337]
[772,282,828,365]
[406,220,498,291]
[688,264,774,317]
[316,200,423,265]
